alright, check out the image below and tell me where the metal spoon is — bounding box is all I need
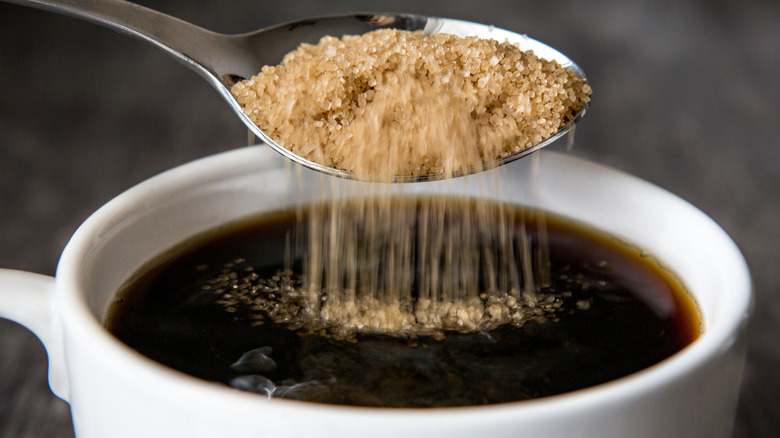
[9,0,588,182]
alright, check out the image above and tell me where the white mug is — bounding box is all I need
[0,147,752,437]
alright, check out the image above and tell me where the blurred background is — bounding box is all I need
[1,0,778,436]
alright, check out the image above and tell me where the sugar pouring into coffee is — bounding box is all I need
[102,26,705,408]
[209,28,594,337]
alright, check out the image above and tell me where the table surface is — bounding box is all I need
[1,0,778,436]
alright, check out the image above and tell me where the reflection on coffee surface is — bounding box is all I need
[106,197,699,407]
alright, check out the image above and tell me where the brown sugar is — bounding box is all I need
[231,29,591,177]
[225,29,592,338]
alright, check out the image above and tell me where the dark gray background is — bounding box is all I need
[1,0,777,436]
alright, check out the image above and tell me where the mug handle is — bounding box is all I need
[0,269,69,401]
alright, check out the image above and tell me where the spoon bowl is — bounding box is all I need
[10,1,588,181]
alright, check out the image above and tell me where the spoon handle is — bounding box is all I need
[6,0,234,87]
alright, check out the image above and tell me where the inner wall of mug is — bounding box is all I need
[70,147,745,355]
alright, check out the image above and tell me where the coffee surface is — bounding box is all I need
[106,199,699,407]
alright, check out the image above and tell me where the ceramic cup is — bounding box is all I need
[0,147,751,437]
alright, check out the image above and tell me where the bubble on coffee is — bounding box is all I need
[229,374,276,397]
[230,346,277,374]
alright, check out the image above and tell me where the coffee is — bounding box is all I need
[106,197,699,408]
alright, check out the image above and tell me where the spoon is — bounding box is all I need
[9,0,588,182]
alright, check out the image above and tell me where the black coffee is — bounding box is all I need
[106,198,699,408]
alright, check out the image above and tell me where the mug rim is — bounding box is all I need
[54,146,753,419]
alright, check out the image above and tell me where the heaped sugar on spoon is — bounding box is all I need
[9,0,591,182]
